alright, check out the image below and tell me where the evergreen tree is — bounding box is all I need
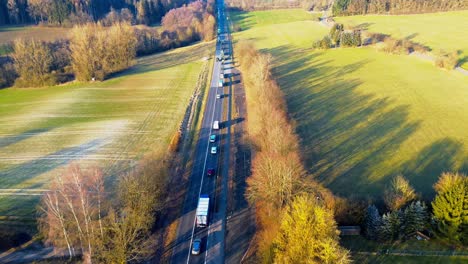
[432,175,467,244]
[364,205,382,241]
[380,210,402,241]
[401,201,428,239]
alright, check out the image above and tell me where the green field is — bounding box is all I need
[231,9,319,30]
[344,235,468,263]
[232,10,468,201]
[0,42,212,219]
[334,11,468,68]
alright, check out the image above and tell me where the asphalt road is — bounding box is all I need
[170,1,232,263]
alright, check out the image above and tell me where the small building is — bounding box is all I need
[338,226,361,236]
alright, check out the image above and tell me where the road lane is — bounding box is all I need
[171,0,231,263]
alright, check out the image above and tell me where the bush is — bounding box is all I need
[0,62,17,88]
[435,50,459,70]
[340,30,361,47]
[380,37,408,54]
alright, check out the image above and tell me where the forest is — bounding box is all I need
[0,0,190,26]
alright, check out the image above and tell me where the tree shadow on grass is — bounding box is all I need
[0,128,53,149]
[264,45,423,199]
[397,138,467,200]
[0,138,108,189]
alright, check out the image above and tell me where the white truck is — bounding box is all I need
[196,195,210,227]
[213,120,219,130]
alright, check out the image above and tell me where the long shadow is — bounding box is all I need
[265,45,423,199]
[398,138,466,200]
[0,128,52,149]
[0,138,107,188]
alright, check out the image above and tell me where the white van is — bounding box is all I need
[213,121,219,130]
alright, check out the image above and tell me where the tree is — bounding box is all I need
[273,194,350,264]
[380,210,402,241]
[329,23,343,46]
[136,0,150,25]
[7,0,19,24]
[431,173,467,244]
[202,13,215,41]
[27,0,51,23]
[12,38,55,87]
[401,201,428,239]
[246,151,305,211]
[70,22,136,81]
[95,155,166,263]
[364,205,382,240]
[48,0,71,25]
[39,164,105,262]
[384,175,417,211]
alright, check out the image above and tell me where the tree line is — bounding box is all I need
[333,0,468,16]
[364,173,468,246]
[0,0,215,88]
[226,0,467,13]
[236,41,350,263]
[0,0,192,26]
[226,0,334,11]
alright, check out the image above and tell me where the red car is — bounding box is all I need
[207,168,215,177]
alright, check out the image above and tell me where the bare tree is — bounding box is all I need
[39,164,105,262]
[384,175,417,211]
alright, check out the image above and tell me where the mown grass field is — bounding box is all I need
[334,11,468,68]
[0,42,213,220]
[231,9,468,201]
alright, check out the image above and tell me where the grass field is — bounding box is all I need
[343,236,468,263]
[334,11,468,68]
[0,42,213,220]
[232,10,468,201]
[0,25,71,53]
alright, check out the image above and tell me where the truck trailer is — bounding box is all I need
[196,195,210,227]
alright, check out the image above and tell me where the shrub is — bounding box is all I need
[0,62,17,88]
[381,37,408,54]
[340,30,361,47]
[435,50,459,70]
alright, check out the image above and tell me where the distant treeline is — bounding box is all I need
[226,0,467,14]
[226,0,333,11]
[0,0,195,26]
[333,0,468,16]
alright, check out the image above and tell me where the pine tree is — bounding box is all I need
[380,210,402,241]
[401,201,428,239]
[364,205,382,240]
[432,174,467,244]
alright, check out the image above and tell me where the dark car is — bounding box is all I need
[207,168,215,177]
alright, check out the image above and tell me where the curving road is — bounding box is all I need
[170,0,233,263]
